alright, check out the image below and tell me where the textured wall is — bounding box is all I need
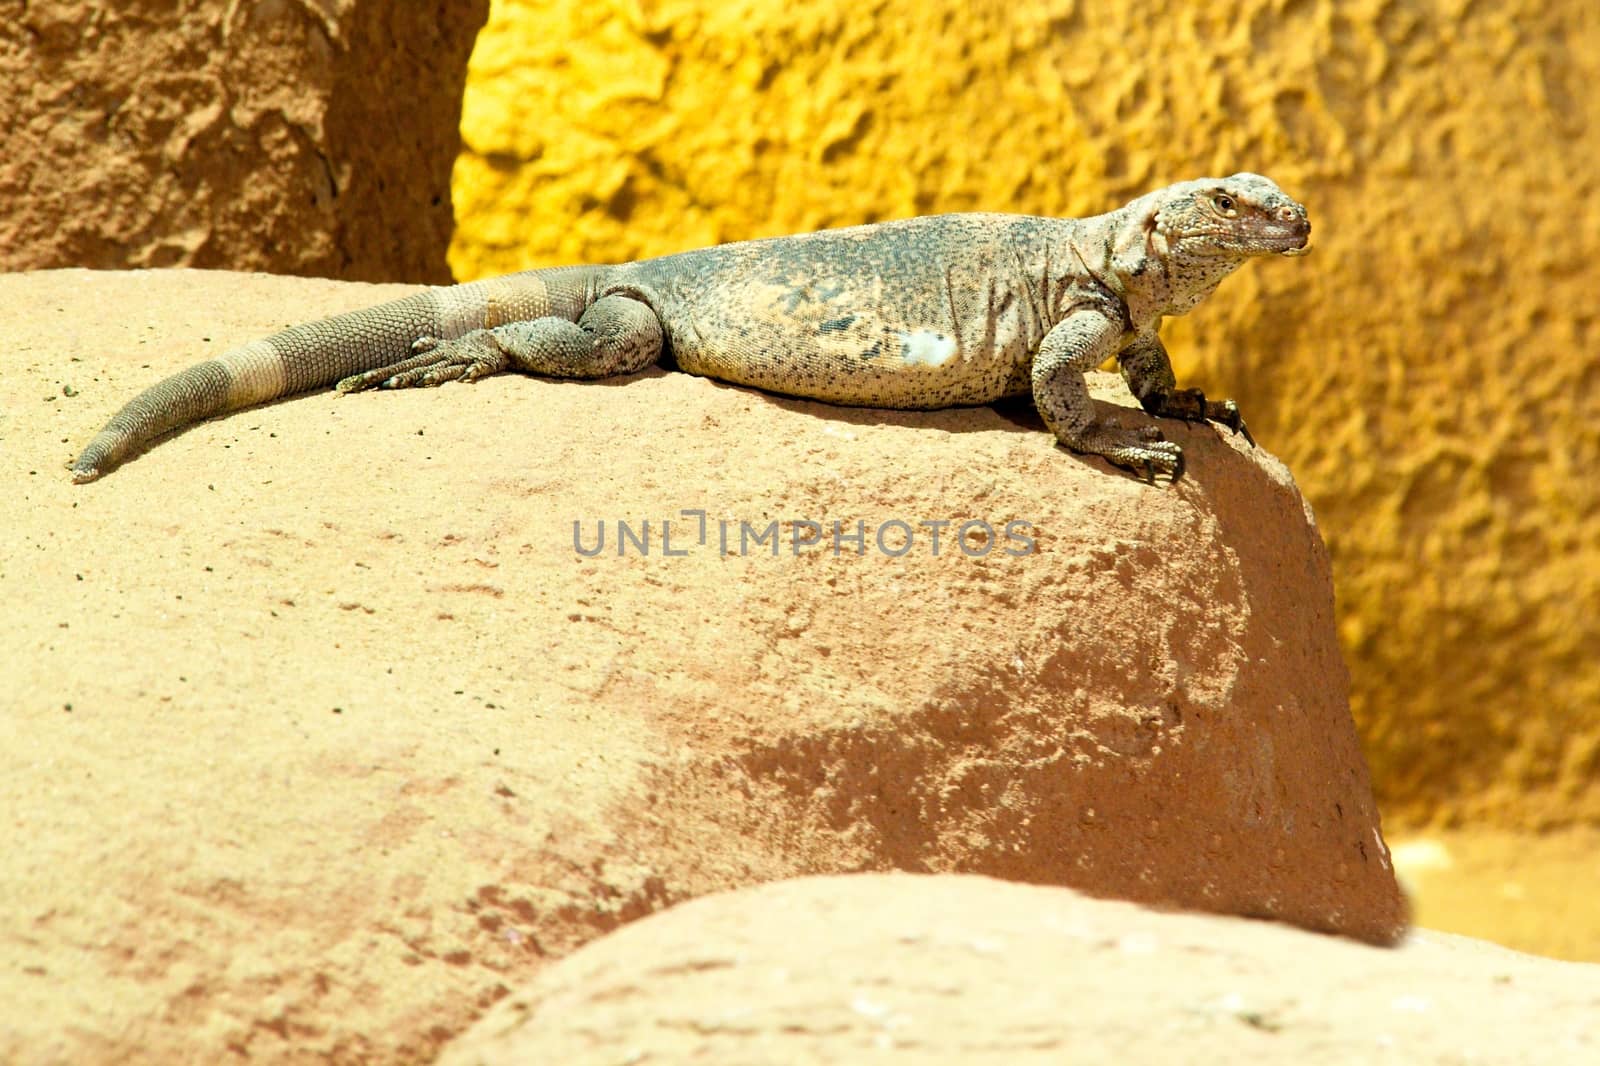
[0,0,486,282]
[450,0,1600,827]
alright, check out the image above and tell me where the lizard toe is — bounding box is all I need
[335,368,385,393]
[1205,399,1256,447]
[382,362,473,389]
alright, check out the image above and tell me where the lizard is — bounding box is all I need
[69,173,1310,484]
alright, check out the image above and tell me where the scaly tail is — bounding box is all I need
[70,266,602,483]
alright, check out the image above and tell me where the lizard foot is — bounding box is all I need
[1071,425,1186,483]
[335,332,509,393]
[1141,387,1255,447]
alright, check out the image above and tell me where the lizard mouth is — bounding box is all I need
[1275,216,1312,256]
[1240,204,1310,257]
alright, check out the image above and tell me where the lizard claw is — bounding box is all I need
[1134,446,1184,483]
[1089,428,1185,483]
[1139,456,1183,483]
[1212,399,1256,447]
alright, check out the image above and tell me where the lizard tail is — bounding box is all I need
[70,267,600,483]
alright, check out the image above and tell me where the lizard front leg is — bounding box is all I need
[1117,332,1255,446]
[336,294,664,392]
[1033,310,1186,481]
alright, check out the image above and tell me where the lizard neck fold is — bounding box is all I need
[1028,207,1175,335]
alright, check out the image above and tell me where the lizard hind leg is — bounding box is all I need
[336,295,665,393]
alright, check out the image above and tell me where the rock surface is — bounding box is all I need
[442,872,1600,1066]
[450,0,1600,832]
[5,270,1400,1063]
[0,0,486,281]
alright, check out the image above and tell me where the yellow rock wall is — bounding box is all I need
[451,0,1600,829]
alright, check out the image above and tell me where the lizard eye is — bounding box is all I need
[1213,193,1237,215]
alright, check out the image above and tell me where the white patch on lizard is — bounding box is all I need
[897,329,958,367]
[221,338,287,406]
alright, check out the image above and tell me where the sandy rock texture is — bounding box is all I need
[442,873,1600,1066]
[0,0,486,281]
[6,270,1401,1062]
[449,0,1600,830]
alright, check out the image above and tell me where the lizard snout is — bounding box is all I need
[1275,205,1311,255]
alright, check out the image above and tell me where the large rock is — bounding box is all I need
[450,0,1600,834]
[442,873,1600,1066]
[4,270,1401,1063]
[0,0,486,281]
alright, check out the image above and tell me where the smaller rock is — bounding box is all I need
[443,873,1600,1066]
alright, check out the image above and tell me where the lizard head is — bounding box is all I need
[1114,173,1311,317]
[1153,173,1311,260]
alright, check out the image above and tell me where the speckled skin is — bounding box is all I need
[70,174,1308,483]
